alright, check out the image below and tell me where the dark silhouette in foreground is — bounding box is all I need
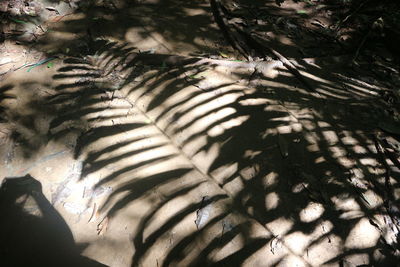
[0,174,107,267]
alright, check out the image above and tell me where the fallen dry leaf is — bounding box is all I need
[97,216,109,235]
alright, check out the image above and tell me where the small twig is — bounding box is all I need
[353,28,371,62]
[374,135,392,199]
[51,13,73,23]
[88,202,97,223]
[210,0,249,59]
[250,33,316,93]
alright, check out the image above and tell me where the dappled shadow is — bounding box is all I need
[1,0,400,266]
[0,84,15,122]
[30,0,233,58]
[24,37,396,265]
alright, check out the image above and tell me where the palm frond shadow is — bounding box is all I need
[203,65,400,265]
[0,84,15,123]
[32,38,399,266]
[125,56,399,265]
[34,39,277,265]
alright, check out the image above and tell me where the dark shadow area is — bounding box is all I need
[0,84,15,122]
[0,174,107,267]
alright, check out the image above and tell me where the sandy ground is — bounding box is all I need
[1,0,400,266]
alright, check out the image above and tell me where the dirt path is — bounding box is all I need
[1,0,399,266]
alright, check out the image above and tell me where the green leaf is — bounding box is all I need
[11,18,28,24]
[296,10,308,14]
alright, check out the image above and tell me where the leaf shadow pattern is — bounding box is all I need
[26,38,400,266]
[117,48,400,265]
[0,84,15,123]
[31,39,270,265]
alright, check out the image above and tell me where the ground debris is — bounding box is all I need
[97,216,109,235]
[83,185,112,199]
[195,196,212,229]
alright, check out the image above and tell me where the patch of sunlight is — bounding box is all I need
[302,121,317,132]
[265,192,279,210]
[260,128,277,139]
[284,231,310,254]
[299,202,324,223]
[317,88,349,100]
[240,165,259,180]
[315,156,325,164]
[81,234,132,266]
[243,149,262,160]
[362,190,383,209]
[292,122,303,132]
[144,189,201,241]
[302,58,322,69]
[307,230,341,266]
[345,218,380,249]
[344,253,371,267]
[266,217,294,237]
[332,195,361,213]
[307,143,320,153]
[281,255,308,267]
[344,82,379,96]
[208,68,233,79]
[277,125,292,134]
[85,107,135,121]
[45,31,80,42]
[352,145,368,154]
[183,7,207,16]
[140,148,185,169]
[302,130,320,144]
[352,168,364,179]
[100,137,168,162]
[208,115,249,137]
[89,125,155,147]
[359,158,376,166]
[278,35,293,45]
[292,182,306,193]
[210,163,238,186]
[339,210,364,220]
[194,142,219,170]
[224,176,247,199]
[301,70,331,84]
[238,98,270,106]
[125,28,172,53]
[329,146,347,158]
[322,130,339,144]
[263,172,279,187]
[178,93,239,130]
[341,135,358,145]
[271,116,294,123]
[336,157,354,168]
[317,121,331,128]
